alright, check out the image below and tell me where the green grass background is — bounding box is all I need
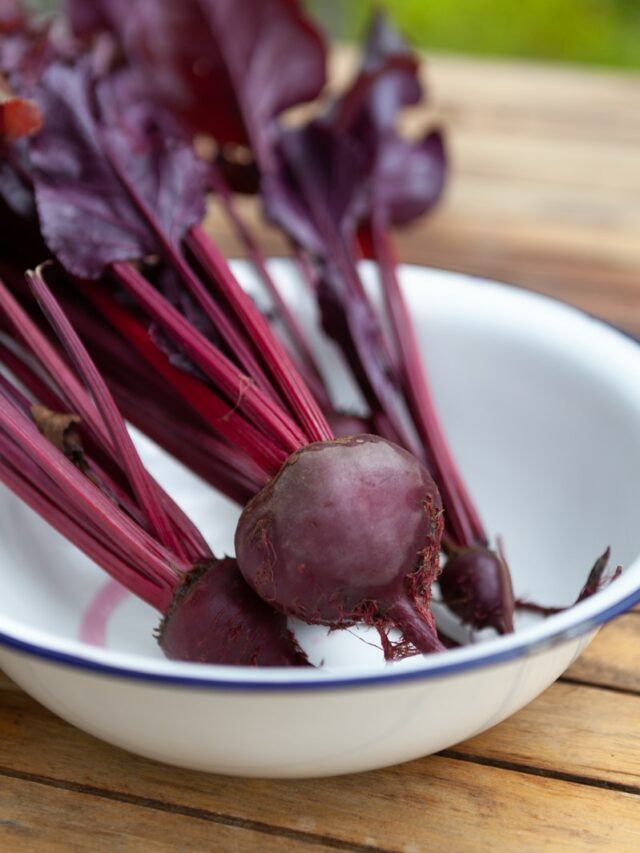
[307,0,640,68]
[30,0,640,68]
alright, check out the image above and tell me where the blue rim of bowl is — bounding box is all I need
[1,586,639,690]
[1,271,640,691]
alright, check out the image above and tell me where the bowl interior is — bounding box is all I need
[2,262,640,672]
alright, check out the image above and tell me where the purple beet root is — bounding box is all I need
[235,435,445,659]
[439,546,515,634]
[159,558,310,666]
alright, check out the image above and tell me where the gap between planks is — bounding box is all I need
[0,756,638,853]
[0,771,363,853]
[0,603,637,850]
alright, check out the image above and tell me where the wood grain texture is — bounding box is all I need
[454,681,640,788]
[565,614,640,692]
[0,658,638,851]
[0,742,638,853]
[0,775,340,853]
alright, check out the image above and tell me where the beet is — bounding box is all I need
[235,434,445,658]
[159,559,309,666]
[438,546,515,634]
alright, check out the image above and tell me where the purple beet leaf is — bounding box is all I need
[65,0,327,170]
[29,59,208,279]
[327,12,446,228]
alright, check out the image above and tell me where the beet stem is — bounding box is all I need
[27,267,189,560]
[108,377,266,503]
[6,270,211,562]
[187,225,333,443]
[101,140,281,403]
[0,365,155,533]
[111,262,306,467]
[209,166,332,411]
[370,223,486,548]
[0,340,61,411]
[0,443,170,610]
[0,394,184,587]
[81,280,286,475]
[56,291,267,502]
[333,240,422,455]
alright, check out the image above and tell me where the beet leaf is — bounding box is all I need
[66,0,327,170]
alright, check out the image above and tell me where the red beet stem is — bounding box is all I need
[27,267,187,559]
[187,225,333,443]
[102,143,280,403]
[292,243,319,293]
[333,241,421,455]
[3,274,210,562]
[81,279,288,475]
[0,440,170,610]
[111,262,307,466]
[209,165,332,411]
[370,223,486,548]
[54,290,267,502]
[0,365,152,533]
[0,272,211,558]
[0,339,61,410]
[0,280,109,444]
[0,394,184,587]
[387,598,445,654]
[108,377,267,504]
[112,263,308,453]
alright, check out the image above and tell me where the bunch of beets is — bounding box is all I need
[0,0,617,666]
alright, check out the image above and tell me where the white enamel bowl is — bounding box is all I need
[1,262,640,779]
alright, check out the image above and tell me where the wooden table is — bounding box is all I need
[2,54,640,851]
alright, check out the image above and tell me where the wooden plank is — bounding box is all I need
[393,217,640,336]
[455,681,640,788]
[0,671,20,692]
[442,177,640,256]
[426,55,640,141]
[0,750,638,852]
[0,678,638,848]
[449,129,640,194]
[565,614,640,692]
[329,50,640,145]
[0,775,333,853]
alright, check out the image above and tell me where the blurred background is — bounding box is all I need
[308,0,640,67]
[299,0,640,338]
[29,0,640,336]
[31,1,640,67]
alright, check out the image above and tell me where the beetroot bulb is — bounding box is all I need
[158,559,308,665]
[236,435,445,658]
[438,546,514,635]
